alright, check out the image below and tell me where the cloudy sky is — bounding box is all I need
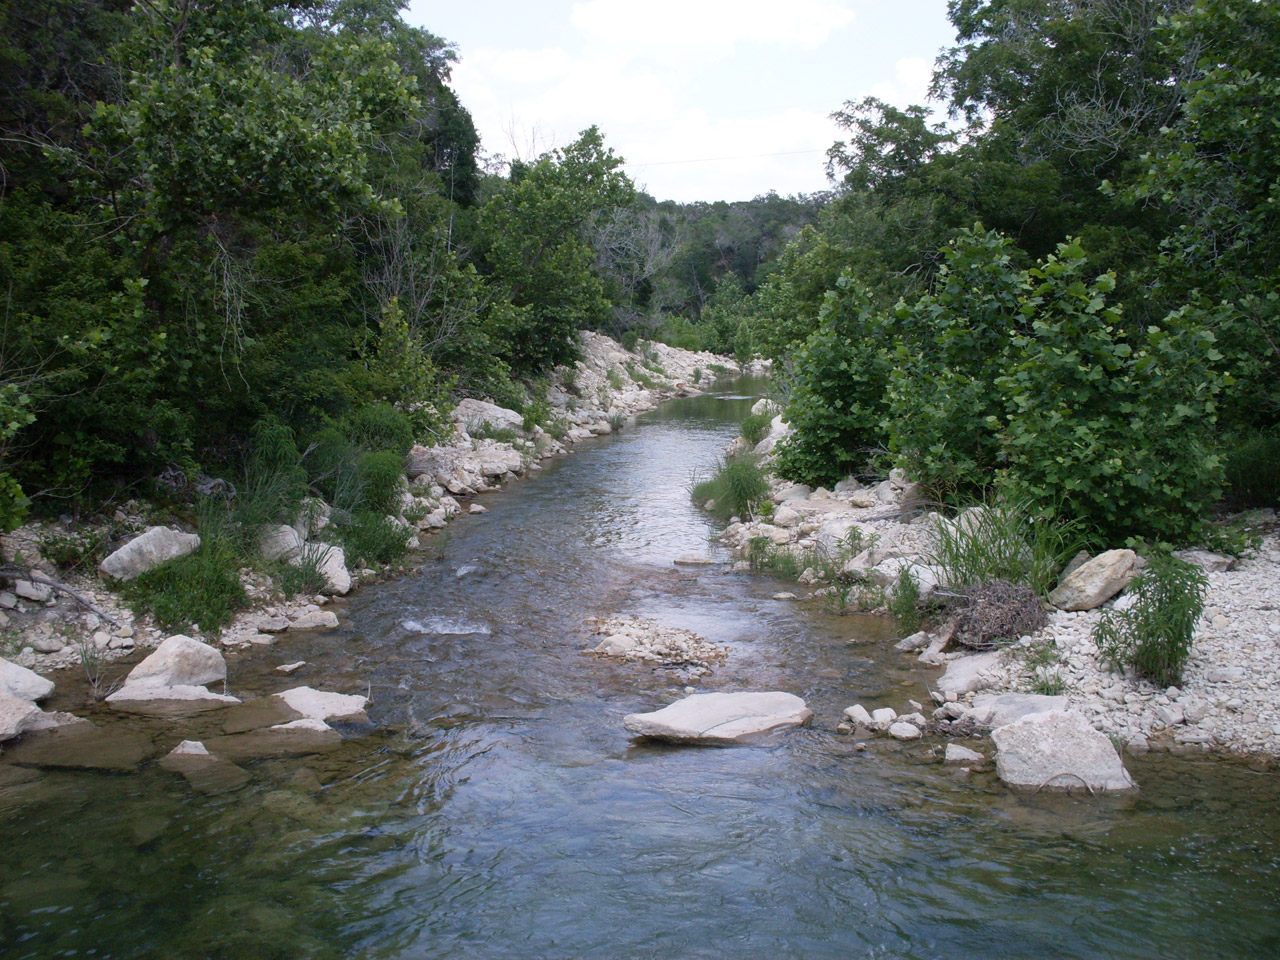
[403,1,959,203]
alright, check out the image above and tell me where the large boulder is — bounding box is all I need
[623,692,812,745]
[0,688,42,742]
[935,651,1004,698]
[0,658,54,702]
[1049,549,1138,611]
[259,524,304,562]
[452,398,524,434]
[99,526,201,581]
[125,634,226,688]
[991,710,1136,793]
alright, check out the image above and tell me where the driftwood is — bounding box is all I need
[0,565,122,627]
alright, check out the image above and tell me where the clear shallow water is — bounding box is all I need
[3,378,1280,960]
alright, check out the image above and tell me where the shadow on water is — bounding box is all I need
[3,375,1280,959]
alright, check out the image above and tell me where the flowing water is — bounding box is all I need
[3,378,1280,960]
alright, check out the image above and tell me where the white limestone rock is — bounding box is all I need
[623,692,812,745]
[991,710,1137,793]
[1049,549,1138,611]
[274,686,368,721]
[124,634,226,688]
[0,658,55,702]
[935,651,1004,698]
[962,693,1069,729]
[291,542,351,595]
[0,688,42,742]
[99,526,201,581]
[259,524,303,562]
[452,398,525,434]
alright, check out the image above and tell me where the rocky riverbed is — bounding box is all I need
[718,403,1280,769]
[0,332,758,749]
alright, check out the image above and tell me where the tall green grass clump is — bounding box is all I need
[886,566,922,634]
[740,413,771,446]
[121,528,247,632]
[927,498,1088,597]
[1093,554,1209,686]
[693,455,769,520]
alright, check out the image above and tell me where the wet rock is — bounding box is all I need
[275,686,368,722]
[105,681,241,715]
[99,526,201,581]
[945,744,985,765]
[289,610,339,631]
[869,707,898,730]
[22,710,91,733]
[0,658,55,701]
[842,704,873,726]
[276,661,307,674]
[3,723,152,772]
[672,554,716,566]
[220,697,305,734]
[991,710,1136,793]
[469,503,487,515]
[205,718,342,760]
[623,691,813,745]
[888,721,922,740]
[159,740,251,795]
[1049,549,1138,611]
[124,634,226,687]
[894,631,931,652]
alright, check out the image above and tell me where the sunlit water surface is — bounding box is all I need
[2,378,1279,959]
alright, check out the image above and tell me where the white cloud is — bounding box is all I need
[570,0,856,61]
[868,56,934,109]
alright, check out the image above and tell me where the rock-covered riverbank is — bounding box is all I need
[718,403,1280,770]
[0,332,759,746]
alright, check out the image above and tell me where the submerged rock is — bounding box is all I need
[623,691,812,745]
[159,740,250,795]
[991,710,1136,793]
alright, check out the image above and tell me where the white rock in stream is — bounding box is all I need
[0,658,55,702]
[991,710,1136,793]
[624,692,813,744]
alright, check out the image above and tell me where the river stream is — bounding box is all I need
[2,378,1279,959]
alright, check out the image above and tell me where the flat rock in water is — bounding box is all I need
[99,526,200,581]
[935,651,1004,697]
[159,741,250,795]
[991,710,1136,793]
[1049,549,1138,611]
[962,693,1068,729]
[623,692,812,745]
[672,554,715,566]
[105,680,241,716]
[3,724,153,772]
[289,610,340,631]
[0,658,55,702]
[220,697,305,734]
[274,686,368,721]
[945,743,986,765]
[204,718,342,760]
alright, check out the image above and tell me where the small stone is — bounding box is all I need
[276,661,307,674]
[0,591,16,609]
[288,610,340,631]
[888,721,922,740]
[14,580,53,603]
[32,637,65,654]
[247,634,276,646]
[256,616,291,634]
[772,592,798,600]
[114,625,135,639]
[469,503,487,515]
[842,704,873,726]
[870,707,897,729]
[1206,667,1245,683]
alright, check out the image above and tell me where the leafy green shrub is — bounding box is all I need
[41,528,112,572]
[1093,554,1209,686]
[1223,431,1280,508]
[626,363,659,390]
[887,228,1025,498]
[692,455,768,520]
[347,402,415,456]
[740,413,771,446]
[927,499,1088,598]
[357,450,406,517]
[122,539,247,633]
[995,247,1226,541]
[774,275,891,486]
